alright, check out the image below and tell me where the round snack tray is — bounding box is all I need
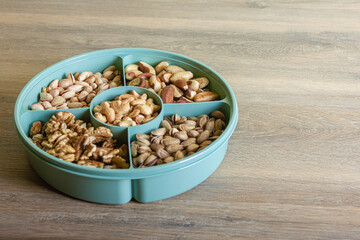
[14,48,238,204]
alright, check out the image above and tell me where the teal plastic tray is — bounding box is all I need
[14,48,238,204]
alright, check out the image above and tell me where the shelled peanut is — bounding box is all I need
[31,65,123,110]
[93,90,161,127]
[29,111,129,169]
[125,61,219,103]
[131,110,226,168]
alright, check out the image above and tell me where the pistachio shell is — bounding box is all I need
[151,128,167,136]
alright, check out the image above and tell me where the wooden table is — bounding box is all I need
[1,0,360,239]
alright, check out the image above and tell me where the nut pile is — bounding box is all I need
[131,110,226,168]
[93,90,161,127]
[125,61,219,103]
[31,65,123,110]
[29,111,129,169]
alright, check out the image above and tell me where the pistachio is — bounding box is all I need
[41,101,53,109]
[198,115,209,128]
[129,111,226,168]
[184,120,197,126]
[174,131,188,141]
[51,96,66,107]
[162,119,172,131]
[166,144,184,154]
[136,138,151,146]
[200,140,212,147]
[151,135,163,144]
[59,79,73,89]
[78,71,91,81]
[209,135,219,140]
[163,156,174,163]
[67,84,83,93]
[169,128,179,136]
[137,152,151,165]
[215,119,226,131]
[68,102,84,108]
[78,90,89,101]
[39,92,53,101]
[162,137,181,146]
[211,110,226,120]
[151,128,167,136]
[186,143,199,152]
[62,90,76,99]
[197,130,210,144]
[205,118,215,133]
[213,130,224,136]
[188,130,200,138]
[144,155,157,166]
[138,145,152,154]
[31,103,44,110]
[131,142,138,157]
[187,151,196,156]
[179,124,195,132]
[150,143,164,152]
[156,148,170,159]
[181,138,196,147]
[172,114,181,123]
[174,150,185,160]
[49,79,59,89]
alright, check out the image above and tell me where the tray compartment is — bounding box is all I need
[21,55,124,113]
[130,100,231,202]
[26,145,132,204]
[122,54,227,100]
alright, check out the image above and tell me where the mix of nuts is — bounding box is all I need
[125,61,219,103]
[31,65,123,110]
[131,110,227,168]
[29,111,129,169]
[27,60,226,169]
[93,90,161,126]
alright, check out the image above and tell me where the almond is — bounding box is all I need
[174,79,188,90]
[170,71,193,83]
[165,65,185,74]
[187,80,200,91]
[139,61,156,75]
[155,61,169,74]
[193,91,219,102]
[169,84,183,98]
[193,77,209,88]
[160,86,174,103]
[125,70,143,80]
[161,72,172,83]
[125,64,139,73]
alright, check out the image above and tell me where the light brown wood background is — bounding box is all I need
[1,0,360,239]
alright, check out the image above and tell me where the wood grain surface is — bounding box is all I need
[1,0,360,239]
